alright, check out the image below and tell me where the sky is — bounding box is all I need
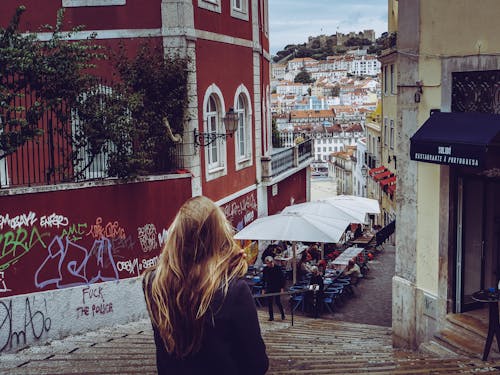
[269,0,388,55]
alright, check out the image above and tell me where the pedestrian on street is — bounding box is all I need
[142,196,269,375]
[262,256,286,321]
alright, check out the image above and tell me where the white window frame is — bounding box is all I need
[198,0,222,13]
[202,84,227,181]
[262,0,269,36]
[0,117,8,187]
[62,0,125,7]
[231,0,249,21]
[383,117,388,146]
[233,85,253,170]
[72,85,116,180]
[390,119,394,150]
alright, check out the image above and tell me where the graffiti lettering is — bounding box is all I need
[0,227,49,271]
[60,223,88,241]
[92,303,113,316]
[0,212,37,231]
[142,256,159,270]
[111,235,135,253]
[244,211,254,225]
[222,194,258,222]
[137,224,158,253]
[117,258,140,275]
[82,286,104,305]
[0,272,10,293]
[87,217,126,240]
[0,297,52,352]
[40,214,69,228]
[76,286,113,318]
[157,228,169,247]
[35,236,119,289]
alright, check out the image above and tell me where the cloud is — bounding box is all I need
[269,0,387,54]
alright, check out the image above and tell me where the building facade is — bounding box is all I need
[392,0,500,351]
[0,0,312,353]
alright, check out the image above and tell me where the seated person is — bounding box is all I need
[307,266,324,317]
[343,259,362,285]
[309,266,324,292]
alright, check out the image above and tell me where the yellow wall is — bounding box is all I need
[416,163,440,293]
[420,0,500,55]
[413,0,500,295]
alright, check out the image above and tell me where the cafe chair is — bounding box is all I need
[252,285,263,307]
[322,292,335,314]
[289,287,305,313]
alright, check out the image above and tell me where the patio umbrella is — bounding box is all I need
[282,201,361,224]
[324,195,380,223]
[234,211,352,283]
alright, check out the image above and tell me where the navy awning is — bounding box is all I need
[410,112,500,167]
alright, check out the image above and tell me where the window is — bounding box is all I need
[0,117,8,187]
[231,0,249,20]
[207,96,221,169]
[383,65,388,95]
[234,85,252,169]
[198,0,221,13]
[390,64,396,94]
[390,119,394,150]
[72,84,116,180]
[384,118,388,146]
[202,85,227,180]
[62,0,125,6]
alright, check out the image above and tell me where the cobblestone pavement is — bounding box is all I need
[330,244,394,326]
[262,244,395,326]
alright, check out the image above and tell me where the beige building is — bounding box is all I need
[365,102,385,226]
[391,0,500,354]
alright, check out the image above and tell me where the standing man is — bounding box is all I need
[262,256,286,321]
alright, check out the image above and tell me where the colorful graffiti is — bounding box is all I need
[35,236,119,289]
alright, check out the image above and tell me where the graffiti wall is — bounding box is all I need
[221,190,259,264]
[0,176,192,353]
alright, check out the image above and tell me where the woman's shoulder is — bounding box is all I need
[142,268,157,292]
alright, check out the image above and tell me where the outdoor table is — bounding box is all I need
[352,233,375,247]
[472,290,500,360]
[331,246,364,266]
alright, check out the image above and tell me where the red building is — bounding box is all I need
[0,0,312,352]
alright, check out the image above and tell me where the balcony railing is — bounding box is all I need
[261,139,313,181]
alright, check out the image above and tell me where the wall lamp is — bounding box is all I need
[414,80,423,103]
[194,108,239,148]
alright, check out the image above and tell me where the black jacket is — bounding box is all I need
[143,275,269,375]
[262,265,285,293]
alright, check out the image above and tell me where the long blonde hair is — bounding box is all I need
[143,196,248,358]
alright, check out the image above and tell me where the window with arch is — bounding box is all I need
[202,85,227,180]
[206,95,222,169]
[233,85,253,170]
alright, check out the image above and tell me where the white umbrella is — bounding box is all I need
[282,201,361,224]
[234,212,352,283]
[324,195,380,223]
[234,211,350,243]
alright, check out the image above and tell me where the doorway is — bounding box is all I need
[456,177,500,313]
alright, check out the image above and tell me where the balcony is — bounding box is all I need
[261,138,313,182]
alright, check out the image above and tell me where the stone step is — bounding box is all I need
[3,314,500,374]
[427,312,500,361]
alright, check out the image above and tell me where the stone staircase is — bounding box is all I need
[2,312,500,374]
[420,309,500,361]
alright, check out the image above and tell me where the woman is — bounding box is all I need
[142,196,269,374]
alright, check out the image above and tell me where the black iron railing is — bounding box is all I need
[0,78,184,189]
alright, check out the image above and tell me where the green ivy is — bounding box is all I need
[0,7,189,181]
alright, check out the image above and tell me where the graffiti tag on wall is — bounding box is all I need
[0,297,52,352]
